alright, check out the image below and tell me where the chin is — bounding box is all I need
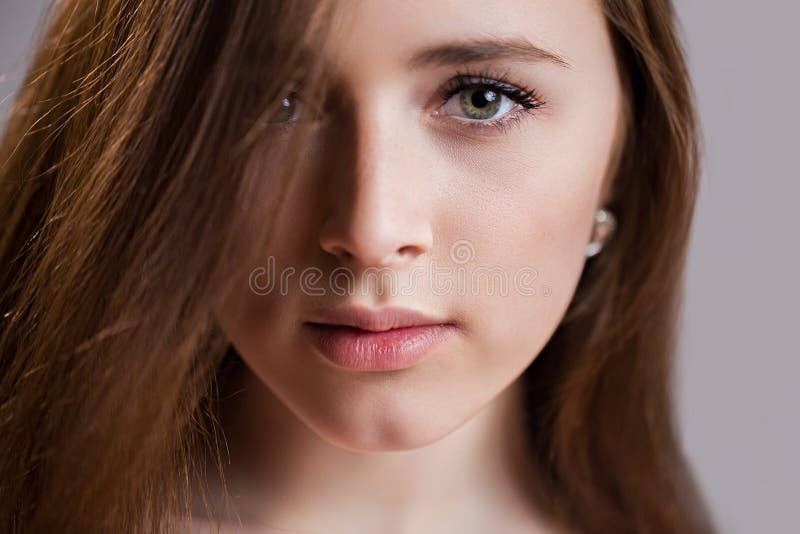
[295,397,476,453]
[314,422,460,453]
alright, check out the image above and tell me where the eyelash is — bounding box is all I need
[435,65,545,135]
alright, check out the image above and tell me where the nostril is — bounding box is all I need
[338,249,356,263]
[321,240,426,269]
[397,244,424,259]
[323,243,354,263]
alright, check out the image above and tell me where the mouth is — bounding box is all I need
[301,306,459,371]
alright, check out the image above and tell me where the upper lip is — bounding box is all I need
[304,305,453,332]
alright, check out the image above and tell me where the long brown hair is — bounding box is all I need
[0,0,715,532]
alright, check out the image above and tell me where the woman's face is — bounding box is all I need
[214,0,623,451]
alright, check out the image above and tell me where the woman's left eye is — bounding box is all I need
[441,85,517,121]
[434,73,544,134]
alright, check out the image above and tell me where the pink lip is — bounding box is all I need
[302,306,458,371]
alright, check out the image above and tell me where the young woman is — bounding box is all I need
[0,0,716,532]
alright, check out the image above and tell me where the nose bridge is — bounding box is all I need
[354,108,407,218]
[319,95,433,268]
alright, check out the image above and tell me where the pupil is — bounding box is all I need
[471,89,497,108]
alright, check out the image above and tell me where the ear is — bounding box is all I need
[599,88,629,208]
[585,209,617,258]
[598,171,616,208]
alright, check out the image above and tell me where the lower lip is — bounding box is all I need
[302,323,458,371]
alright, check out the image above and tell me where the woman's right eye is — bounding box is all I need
[268,85,330,126]
[269,90,304,124]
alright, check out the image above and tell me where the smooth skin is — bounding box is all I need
[209,0,623,532]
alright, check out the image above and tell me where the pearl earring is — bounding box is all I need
[585,208,617,258]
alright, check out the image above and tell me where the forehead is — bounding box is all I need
[318,0,611,76]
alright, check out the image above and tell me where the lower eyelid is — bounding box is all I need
[435,101,537,134]
[455,108,537,138]
[471,110,526,128]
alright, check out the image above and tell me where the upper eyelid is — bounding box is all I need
[442,76,516,93]
[437,76,545,113]
[441,77,536,101]
[437,63,543,99]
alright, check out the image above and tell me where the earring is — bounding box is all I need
[585,208,617,258]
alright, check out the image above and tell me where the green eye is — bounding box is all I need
[435,70,544,134]
[459,86,502,120]
[440,83,517,123]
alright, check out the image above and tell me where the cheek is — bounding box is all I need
[444,184,592,385]
[435,115,616,373]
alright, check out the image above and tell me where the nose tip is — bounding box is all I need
[319,216,432,269]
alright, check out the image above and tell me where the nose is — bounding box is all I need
[319,106,433,269]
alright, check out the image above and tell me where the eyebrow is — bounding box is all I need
[407,36,571,70]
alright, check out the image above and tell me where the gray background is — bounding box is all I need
[1,1,797,532]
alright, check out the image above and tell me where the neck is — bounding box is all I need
[197,364,554,533]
